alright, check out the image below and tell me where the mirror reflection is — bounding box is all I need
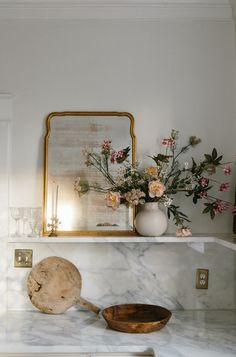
[43,112,136,236]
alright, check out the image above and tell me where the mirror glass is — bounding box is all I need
[43,112,136,236]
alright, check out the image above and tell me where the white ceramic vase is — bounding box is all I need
[134,202,168,237]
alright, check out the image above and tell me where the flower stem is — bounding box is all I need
[207,195,232,205]
[89,153,115,185]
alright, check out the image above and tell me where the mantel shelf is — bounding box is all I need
[7,234,236,251]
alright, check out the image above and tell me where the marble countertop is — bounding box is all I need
[0,310,235,356]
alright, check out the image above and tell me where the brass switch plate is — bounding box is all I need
[14,249,33,268]
[196,268,209,289]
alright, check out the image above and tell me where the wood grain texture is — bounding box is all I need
[102,304,171,333]
[27,256,100,314]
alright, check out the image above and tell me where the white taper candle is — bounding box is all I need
[55,184,59,218]
[52,181,55,218]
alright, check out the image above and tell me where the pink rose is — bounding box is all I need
[176,227,192,237]
[105,191,120,210]
[148,180,165,198]
[123,189,145,206]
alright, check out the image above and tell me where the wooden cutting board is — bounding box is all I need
[27,256,100,314]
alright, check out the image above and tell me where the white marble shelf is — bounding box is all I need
[0,310,235,356]
[7,234,236,251]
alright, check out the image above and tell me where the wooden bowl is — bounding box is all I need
[102,304,172,333]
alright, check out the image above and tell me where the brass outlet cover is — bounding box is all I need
[196,268,209,289]
[14,249,33,268]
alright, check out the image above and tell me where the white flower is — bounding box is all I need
[163,195,173,207]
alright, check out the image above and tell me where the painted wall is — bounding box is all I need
[0,19,236,233]
[1,17,236,311]
[0,95,12,312]
[0,20,236,232]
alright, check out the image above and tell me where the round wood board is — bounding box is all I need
[27,256,99,315]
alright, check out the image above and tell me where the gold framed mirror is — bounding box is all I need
[43,111,136,236]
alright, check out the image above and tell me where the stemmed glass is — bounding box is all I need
[21,207,31,236]
[28,207,42,237]
[10,207,22,237]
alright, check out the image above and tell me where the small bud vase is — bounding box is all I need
[134,202,168,237]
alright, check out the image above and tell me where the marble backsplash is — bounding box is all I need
[6,241,236,311]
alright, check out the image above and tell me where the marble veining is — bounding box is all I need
[7,242,236,311]
[0,310,235,356]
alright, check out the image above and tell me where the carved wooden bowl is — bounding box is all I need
[102,303,172,333]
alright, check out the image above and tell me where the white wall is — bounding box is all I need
[0,19,236,233]
[0,95,12,311]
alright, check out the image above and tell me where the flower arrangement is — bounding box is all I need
[74,130,235,236]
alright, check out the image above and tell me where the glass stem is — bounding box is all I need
[23,220,27,236]
[15,219,20,237]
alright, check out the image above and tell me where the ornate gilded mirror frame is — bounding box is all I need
[43,111,136,236]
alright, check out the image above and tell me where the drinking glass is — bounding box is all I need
[28,207,42,237]
[21,207,30,236]
[10,207,22,237]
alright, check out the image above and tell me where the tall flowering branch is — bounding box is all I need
[75,132,236,235]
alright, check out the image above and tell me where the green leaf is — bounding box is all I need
[178,211,189,218]
[214,156,223,165]
[212,148,217,160]
[204,154,212,161]
[210,209,215,219]
[151,154,169,166]
[203,206,211,214]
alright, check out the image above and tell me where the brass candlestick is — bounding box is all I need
[48,216,61,237]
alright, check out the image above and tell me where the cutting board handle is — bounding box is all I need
[77,296,101,315]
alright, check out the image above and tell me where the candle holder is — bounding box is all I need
[48,216,61,237]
